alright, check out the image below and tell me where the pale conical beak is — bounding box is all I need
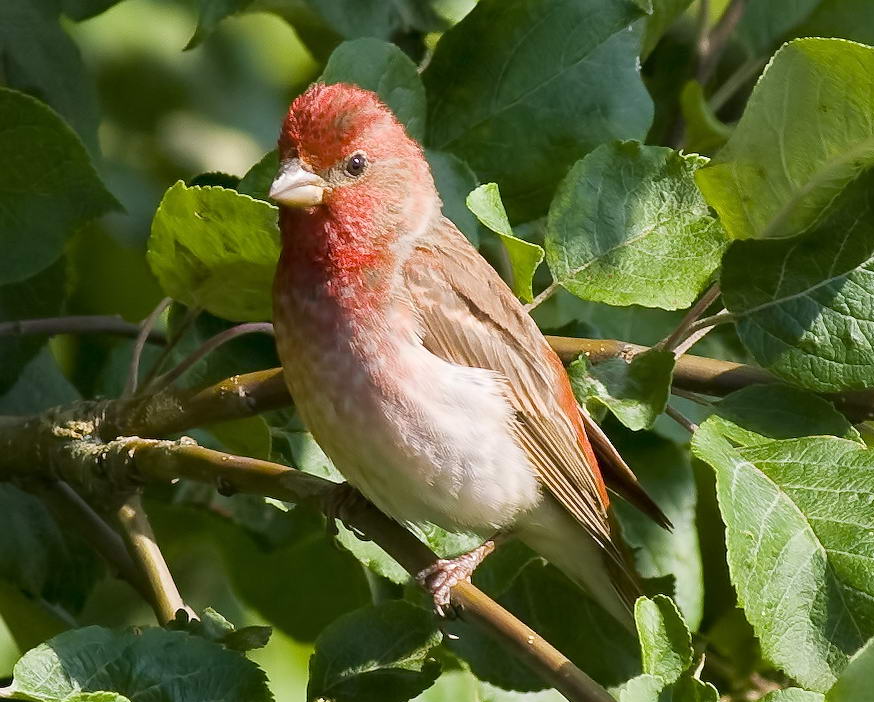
[269,159,327,207]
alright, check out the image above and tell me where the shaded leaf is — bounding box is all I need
[0,88,118,285]
[691,419,874,691]
[712,384,861,444]
[148,183,279,321]
[307,601,441,702]
[720,170,874,392]
[6,626,272,702]
[736,0,820,56]
[424,0,653,221]
[237,150,278,202]
[426,150,480,246]
[0,345,80,415]
[546,142,726,310]
[569,349,675,431]
[641,0,693,59]
[696,39,874,240]
[826,635,874,702]
[466,183,543,302]
[321,38,426,141]
[0,0,100,150]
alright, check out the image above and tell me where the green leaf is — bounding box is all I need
[426,150,480,246]
[170,607,272,652]
[712,385,861,444]
[445,560,640,691]
[616,674,664,702]
[466,183,543,302]
[762,690,825,702]
[612,431,703,629]
[424,0,653,221]
[680,81,732,154]
[720,170,874,392]
[6,626,272,702]
[794,0,874,48]
[307,601,441,702]
[671,677,719,701]
[696,39,874,240]
[0,258,67,395]
[186,0,253,49]
[546,142,726,310]
[148,183,280,321]
[0,88,118,285]
[635,595,693,684]
[238,150,278,202]
[826,635,874,702]
[60,0,124,20]
[0,0,101,150]
[569,349,675,431]
[320,38,426,142]
[691,420,874,691]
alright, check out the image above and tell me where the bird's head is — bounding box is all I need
[270,83,438,227]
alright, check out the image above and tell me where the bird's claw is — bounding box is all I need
[415,541,495,617]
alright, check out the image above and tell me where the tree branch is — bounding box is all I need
[0,316,166,344]
[115,492,192,625]
[697,0,747,85]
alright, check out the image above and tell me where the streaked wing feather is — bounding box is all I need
[403,218,611,546]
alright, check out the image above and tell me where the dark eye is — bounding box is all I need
[345,152,367,177]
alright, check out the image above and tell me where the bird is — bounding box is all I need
[268,82,667,627]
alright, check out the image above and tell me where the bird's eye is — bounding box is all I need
[345,152,367,177]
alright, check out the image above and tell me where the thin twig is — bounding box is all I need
[709,56,766,112]
[142,305,203,386]
[665,404,699,433]
[124,298,172,398]
[682,309,733,339]
[39,482,149,599]
[657,283,722,354]
[525,281,559,313]
[697,0,747,85]
[115,493,191,625]
[0,315,166,344]
[146,322,274,392]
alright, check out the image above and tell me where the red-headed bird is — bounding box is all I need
[269,83,666,626]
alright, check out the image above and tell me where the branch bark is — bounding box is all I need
[0,315,166,344]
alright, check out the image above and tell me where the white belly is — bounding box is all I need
[283,335,541,535]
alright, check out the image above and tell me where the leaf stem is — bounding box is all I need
[146,322,275,393]
[124,298,172,398]
[525,281,559,313]
[665,404,699,433]
[0,315,166,344]
[115,492,192,625]
[141,304,203,386]
[657,283,722,355]
[697,0,747,85]
[709,56,766,112]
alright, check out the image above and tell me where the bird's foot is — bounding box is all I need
[416,540,495,617]
[323,482,369,541]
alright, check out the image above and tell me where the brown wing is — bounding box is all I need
[403,218,614,547]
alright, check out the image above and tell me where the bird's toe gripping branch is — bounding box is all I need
[416,540,496,617]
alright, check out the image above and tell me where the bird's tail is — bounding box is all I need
[515,496,638,632]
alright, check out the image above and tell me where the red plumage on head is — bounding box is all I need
[279,83,407,171]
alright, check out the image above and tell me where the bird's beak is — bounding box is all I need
[269,159,327,207]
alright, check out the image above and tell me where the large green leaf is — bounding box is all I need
[307,601,441,702]
[148,183,280,321]
[0,0,100,150]
[546,142,726,309]
[641,0,693,59]
[720,170,874,392]
[320,38,426,141]
[0,345,80,415]
[736,0,821,57]
[5,626,272,702]
[569,349,675,431]
[466,183,543,302]
[794,0,874,47]
[696,39,874,241]
[762,691,825,702]
[0,88,118,285]
[611,430,703,629]
[691,420,874,691]
[424,0,653,221]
